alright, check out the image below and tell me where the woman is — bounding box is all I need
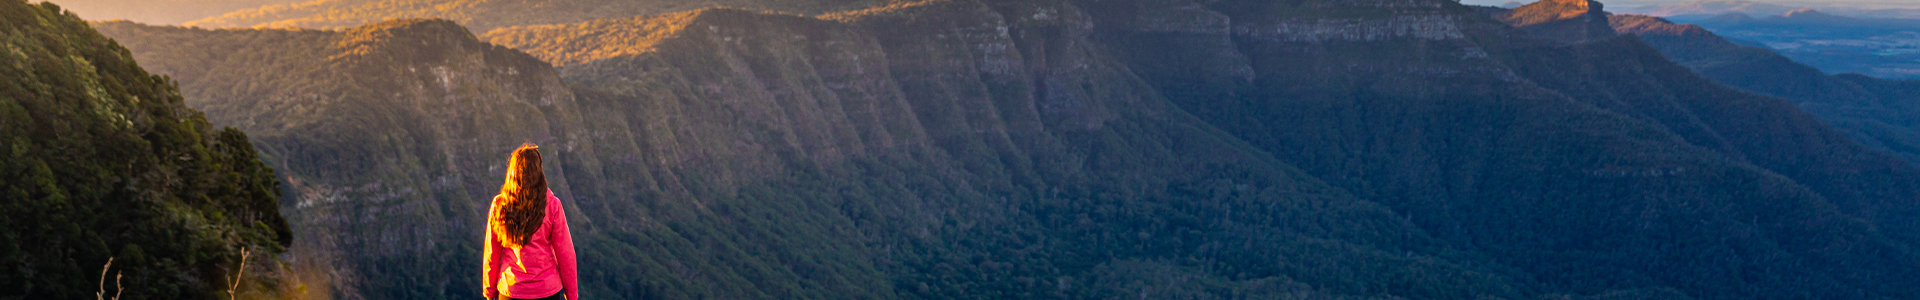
[484,143,578,300]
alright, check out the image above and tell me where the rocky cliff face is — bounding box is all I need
[90,0,1920,299]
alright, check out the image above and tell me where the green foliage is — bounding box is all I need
[0,0,289,299]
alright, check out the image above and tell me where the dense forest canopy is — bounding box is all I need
[0,1,291,299]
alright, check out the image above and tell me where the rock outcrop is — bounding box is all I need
[1497,0,1617,43]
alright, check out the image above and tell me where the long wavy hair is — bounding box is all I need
[490,143,547,248]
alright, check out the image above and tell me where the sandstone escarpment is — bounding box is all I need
[1497,0,1616,43]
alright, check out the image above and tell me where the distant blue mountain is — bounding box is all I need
[1671,9,1920,79]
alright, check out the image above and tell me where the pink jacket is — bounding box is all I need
[484,190,578,300]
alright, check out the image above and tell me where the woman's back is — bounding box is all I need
[485,190,576,299]
[483,144,577,300]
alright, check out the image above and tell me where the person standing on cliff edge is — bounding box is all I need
[484,143,579,300]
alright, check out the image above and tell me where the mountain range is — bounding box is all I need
[1640,6,1920,79]
[11,0,1920,299]
[97,3,1519,298]
[1624,0,1800,17]
[1607,12,1920,168]
[1625,0,1920,19]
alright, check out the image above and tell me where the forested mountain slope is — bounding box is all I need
[90,0,1920,299]
[1095,0,1920,298]
[99,3,1516,299]
[1485,1,1920,251]
[1607,13,1920,168]
[0,1,291,299]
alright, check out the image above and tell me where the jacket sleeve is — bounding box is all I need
[551,191,579,300]
[483,196,505,299]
